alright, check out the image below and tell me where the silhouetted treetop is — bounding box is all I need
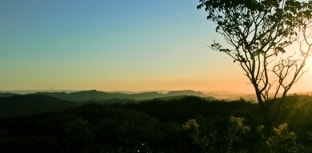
[197,0,312,134]
[198,0,312,41]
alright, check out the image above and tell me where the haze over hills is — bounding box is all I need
[0,89,260,119]
[0,89,258,101]
[0,90,212,119]
[0,89,309,119]
[0,90,213,101]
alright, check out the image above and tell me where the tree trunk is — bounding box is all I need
[253,84,273,136]
[262,108,273,136]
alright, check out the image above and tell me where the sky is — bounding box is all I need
[0,0,311,93]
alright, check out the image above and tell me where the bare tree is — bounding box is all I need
[197,0,312,133]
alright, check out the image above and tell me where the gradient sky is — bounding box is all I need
[1,0,311,93]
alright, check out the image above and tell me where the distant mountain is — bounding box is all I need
[0,95,77,118]
[32,90,117,102]
[30,90,210,102]
[166,90,206,97]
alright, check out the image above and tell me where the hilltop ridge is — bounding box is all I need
[0,90,213,102]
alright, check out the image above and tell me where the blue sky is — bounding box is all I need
[1,0,311,92]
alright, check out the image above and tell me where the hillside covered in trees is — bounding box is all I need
[1,94,312,152]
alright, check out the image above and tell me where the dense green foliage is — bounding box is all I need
[1,95,312,152]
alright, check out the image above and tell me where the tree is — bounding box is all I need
[197,0,312,134]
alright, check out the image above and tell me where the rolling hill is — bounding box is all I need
[0,90,213,119]
[30,90,211,102]
[0,94,77,118]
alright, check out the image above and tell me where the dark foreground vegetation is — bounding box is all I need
[1,95,312,152]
